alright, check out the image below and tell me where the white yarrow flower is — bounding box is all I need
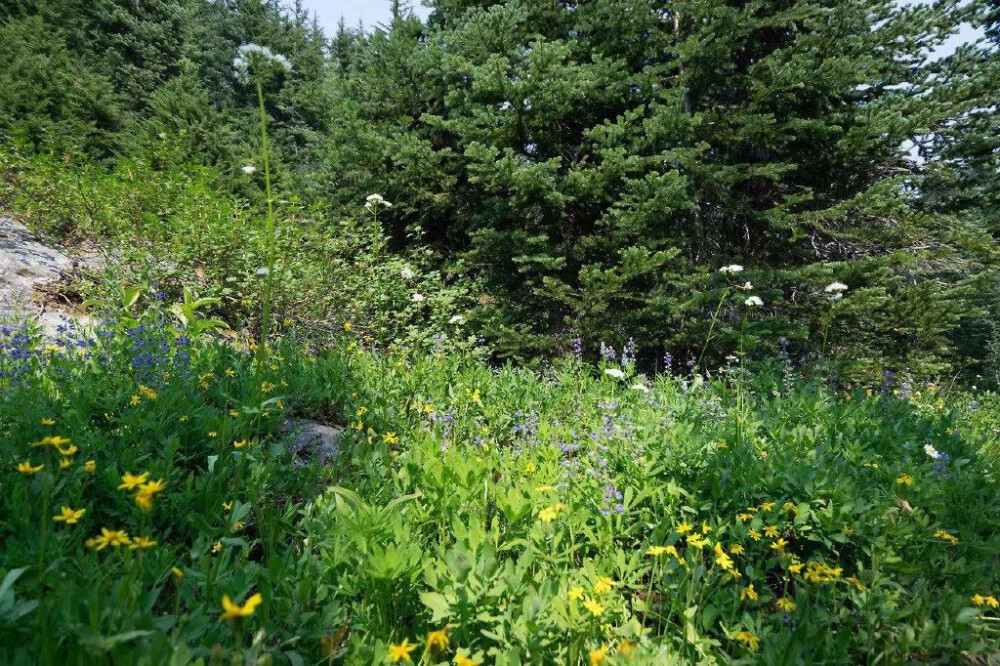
[411,293,425,303]
[449,315,465,324]
[631,383,650,393]
[924,444,942,460]
[256,267,270,276]
[365,193,392,210]
[745,296,764,307]
[233,43,292,82]
[400,266,414,279]
[604,368,625,379]
[242,165,257,174]
[719,264,744,274]
[825,282,848,293]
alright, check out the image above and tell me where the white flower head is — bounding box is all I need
[740,281,753,290]
[400,266,415,280]
[233,43,292,82]
[924,444,942,460]
[719,264,744,274]
[256,267,270,277]
[745,296,764,307]
[604,368,625,379]
[242,165,257,174]
[411,293,425,303]
[631,383,650,393]
[825,282,848,293]
[365,194,392,210]
[449,315,465,324]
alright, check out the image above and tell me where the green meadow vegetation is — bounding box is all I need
[1,0,999,664]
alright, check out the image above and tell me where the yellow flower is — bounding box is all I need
[589,645,608,665]
[59,458,72,469]
[225,367,236,377]
[762,525,779,538]
[748,530,762,541]
[789,561,805,575]
[686,534,709,548]
[41,418,56,426]
[86,527,130,550]
[129,536,157,550]
[539,503,567,523]
[569,586,585,601]
[386,638,418,663]
[454,657,478,666]
[84,460,96,473]
[426,628,449,651]
[229,410,240,418]
[714,543,734,571]
[208,431,218,438]
[776,597,796,612]
[933,530,959,545]
[130,395,141,406]
[846,575,866,591]
[647,545,669,557]
[223,501,233,511]
[740,584,758,602]
[701,520,713,534]
[896,475,914,485]
[220,593,263,620]
[617,641,637,657]
[735,631,760,650]
[53,506,86,524]
[172,567,185,579]
[582,597,604,617]
[56,443,78,456]
[524,462,537,473]
[260,382,276,394]
[759,502,776,511]
[138,385,157,400]
[783,501,799,514]
[233,521,245,531]
[972,595,999,609]
[770,538,789,552]
[233,439,249,448]
[675,521,693,534]
[729,544,745,555]
[384,432,400,445]
[738,513,754,522]
[343,322,353,332]
[593,576,618,595]
[179,415,188,421]
[17,461,43,474]
[744,506,758,514]
[212,541,222,553]
[119,471,150,491]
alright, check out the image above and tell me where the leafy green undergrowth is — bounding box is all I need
[1,315,999,664]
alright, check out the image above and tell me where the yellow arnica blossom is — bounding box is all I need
[387,638,419,663]
[57,443,78,456]
[119,471,150,491]
[84,460,96,473]
[783,501,799,515]
[229,410,240,418]
[223,501,233,511]
[59,458,72,470]
[212,541,222,553]
[896,475,914,485]
[759,502,776,511]
[583,597,604,617]
[130,395,142,406]
[172,567,185,579]
[714,543,735,571]
[647,545,670,557]
[675,521,693,534]
[686,534,709,548]
[17,461,43,474]
[617,641,637,657]
[454,657,478,666]
[738,513,754,522]
[260,382,276,394]
[740,584,759,602]
[220,593,263,620]
[134,478,167,513]
[233,439,249,448]
[762,525,779,538]
[589,645,608,665]
[569,586,585,601]
[771,538,789,552]
[735,631,761,650]
[53,506,86,524]
[804,561,842,584]
[846,576,866,591]
[426,628,449,651]
[748,530,762,541]
[729,544,745,555]
[129,536,157,550]
[539,503,567,523]
[933,530,959,545]
[776,597,797,612]
[41,418,56,426]
[593,576,618,595]
[32,435,71,448]
[138,385,157,400]
[384,432,400,445]
[701,521,713,534]
[233,521,245,531]
[789,560,805,575]
[972,595,1000,609]
[86,528,131,550]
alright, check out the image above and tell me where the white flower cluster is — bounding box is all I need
[924,443,942,460]
[745,296,764,307]
[719,264,744,274]
[604,368,625,379]
[233,43,291,82]
[242,165,257,174]
[825,282,848,301]
[365,194,393,211]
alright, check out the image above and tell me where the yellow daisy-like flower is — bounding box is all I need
[738,513,754,522]
[762,525,779,538]
[454,657,478,666]
[172,567,185,579]
[17,461,43,474]
[593,576,618,595]
[569,586,585,601]
[972,595,999,609]
[748,530,762,541]
[759,502,775,511]
[57,443,78,456]
[735,631,761,650]
[138,385,157,400]
[740,584,759,602]
[229,410,240,418]
[896,475,914,485]
[223,501,233,511]
[41,418,56,426]
[86,527,130,550]
[675,521,693,534]
[647,545,669,557]
[212,541,223,553]
[130,395,141,406]
[220,593,263,620]
[582,597,604,617]
[386,638,419,663]
[701,520,713,534]
[770,538,789,552]
[119,471,150,491]
[53,506,86,524]
[129,536,157,550]
[84,460,96,473]
[729,544,745,555]
[233,521,245,531]
[783,501,799,514]
[686,534,709,548]
[59,458,72,470]
[589,645,608,665]
[933,530,959,545]
[789,561,805,575]
[383,432,400,445]
[233,439,249,448]
[846,575,866,591]
[426,628,449,651]
[225,367,236,377]
[208,431,218,438]
[776,597,796,612]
